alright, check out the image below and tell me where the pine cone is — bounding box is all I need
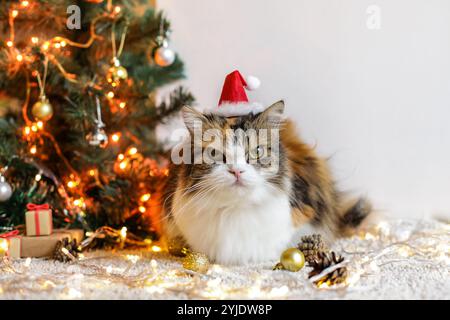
[53,237,80,263]
[308,251,347,287]
[297,234,328,263]
[272,262,284,270]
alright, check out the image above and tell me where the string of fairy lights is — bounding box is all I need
[1,0,171,221]
[0,220,448,298]
[1,2,448,298]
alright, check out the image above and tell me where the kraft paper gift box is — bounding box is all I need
[25,203,53,236]
[0,230,22,259]
[21,229,85,258]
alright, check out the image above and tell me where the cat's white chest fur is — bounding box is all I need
[171,188,296,265]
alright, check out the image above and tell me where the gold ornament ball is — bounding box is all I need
[168,239,188,257]
[280,248,305,272]
[31,97,53,121]
[108,65,128,83]
[182,252,210,274]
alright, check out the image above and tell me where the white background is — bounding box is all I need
[157,0,450,220]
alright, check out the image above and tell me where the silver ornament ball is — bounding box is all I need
[154,45,175,67]
[0,176,12,202]
[86,126,109,148]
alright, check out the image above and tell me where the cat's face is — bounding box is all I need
[180,101,289,202]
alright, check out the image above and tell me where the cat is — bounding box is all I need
[161,100,371,265]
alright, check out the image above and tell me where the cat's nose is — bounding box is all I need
[228,168,245,179]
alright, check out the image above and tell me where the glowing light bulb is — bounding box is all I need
[16,54,23,62]
[151,245,162,252]
[60,40,67,47]
[116,69,125,78]
[140,193,151,202]
[6,41,13,47]
[128,147,137,155]
[398,246,411,257]
[24,126,31,135]
[117,153,124,160]
[31,124,38,132]
[11,10,18,18]
[54,43,61,49]
[88,169,96,176]
[248,284,262,298]
[30,145,37,154]
[31,37,39,44]
[73,198,83,207]
[119,102,126,109]
[36,121,44,129]
[35,174,42,181]
[42,42,50,51]
[67,288,82,299]
[111,133,120,142]
[119,161,127,170]
[21,1,29,7]
[120,227,127,239]
[0,238,8,253]
[138,206,146,213]
[24,257,31,267]
[114,6,121,13]
[126,255,139,264]
[269,286,289,297]
[318,282,330,289]
[67,181,76,188]
[365,233,375,240]
[107,91,114,99]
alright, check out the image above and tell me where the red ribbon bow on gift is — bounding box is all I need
[26,203,50,211]
[0,230,20,238]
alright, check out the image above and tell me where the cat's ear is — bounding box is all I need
[182,106,206,133]
[260,100,285,127]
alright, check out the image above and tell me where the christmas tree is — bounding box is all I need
[0,0,194,240]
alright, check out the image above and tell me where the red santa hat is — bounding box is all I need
[212,70,265,117]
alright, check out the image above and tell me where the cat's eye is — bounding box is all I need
[248,145,265,160]
[207,148,226,163]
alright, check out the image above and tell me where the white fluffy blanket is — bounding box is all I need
[0,219,449,300]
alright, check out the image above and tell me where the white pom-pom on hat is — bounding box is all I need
[245,75,261,90]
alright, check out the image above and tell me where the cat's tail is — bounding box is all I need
[337,197,372,236]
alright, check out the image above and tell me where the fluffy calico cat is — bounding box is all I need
[162,100,371,265]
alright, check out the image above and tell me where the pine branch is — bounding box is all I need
[0,0,195,238]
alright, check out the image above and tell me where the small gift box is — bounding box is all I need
[21,229,84,258]
[25,203,53,236]
[0,230,22,259]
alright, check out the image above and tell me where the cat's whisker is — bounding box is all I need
[159,180,218,224]
[173,187,216,221]
[161,99,372,264]
[169,180,218,215]
[189,186,221,217]
[163,179,212,207]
